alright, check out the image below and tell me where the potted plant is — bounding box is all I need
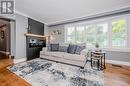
[95,42,100,51]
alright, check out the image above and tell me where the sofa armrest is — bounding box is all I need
[80,49,89,62]
[42,47,48,52]
[80,49,88,56]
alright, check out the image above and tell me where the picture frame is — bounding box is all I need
[1,30,4,39]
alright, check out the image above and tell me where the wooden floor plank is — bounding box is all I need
[0,56,31,86]
[104,64,130,86]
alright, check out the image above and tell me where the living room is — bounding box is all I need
[0,0,130,86]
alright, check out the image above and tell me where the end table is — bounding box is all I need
[91,50,106,70]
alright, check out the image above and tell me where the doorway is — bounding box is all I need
[0,19,11,59]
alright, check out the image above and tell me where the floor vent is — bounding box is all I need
[112,64,122,68]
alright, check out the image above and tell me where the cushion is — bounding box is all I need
[59,46,68,52]
[51,52,64,58]
[50,43,59,51]
[75,45,86,54]
[64,53,85,61]
[40,51,51,56]
[67,44,77,54]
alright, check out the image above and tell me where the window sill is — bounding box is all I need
[102,48,130,52]
[87,47,130,52]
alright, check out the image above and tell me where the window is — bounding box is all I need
[76,26,85,43]
[112,19,127,47]
[66,27,75,43]
[65,16,128,49]
[85,23,108,47]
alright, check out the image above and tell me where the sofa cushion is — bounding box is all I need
[67,44,77,54]
[75,45,86,54]
[50,52,64,58]
[50,43,59,51]
[40,51,51,56]
[64,53,85,61]
[59,46,68,52]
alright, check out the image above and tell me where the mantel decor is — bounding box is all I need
[51,30,62,35]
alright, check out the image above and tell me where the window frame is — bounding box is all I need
[65,26,76,43]
[110,18,128,48]
[64,14,129,51]
[75,26,85,43]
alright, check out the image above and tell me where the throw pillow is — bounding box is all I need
[50,43,59,51]
[75,45,86,54]
[67,44,77,54]
[59,46,68,52]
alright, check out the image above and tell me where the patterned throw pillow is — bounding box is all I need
[75,45,86,54]
[59,46,68,52]
[67,44,77,54]
[50,43,59,51]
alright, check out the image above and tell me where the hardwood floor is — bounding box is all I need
[0,58,31,86]
[0,58,130,86]
[104,64,130,86]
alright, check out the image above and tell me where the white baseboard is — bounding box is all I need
[0,51,10,55]
[106,59,130,66]
[13,58,27,64]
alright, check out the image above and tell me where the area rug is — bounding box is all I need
[8,58,104,86]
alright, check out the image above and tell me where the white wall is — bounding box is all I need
[15,13,28,59]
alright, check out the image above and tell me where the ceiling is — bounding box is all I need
[15,0,130,25]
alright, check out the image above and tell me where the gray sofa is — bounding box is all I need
[40,44,88,68]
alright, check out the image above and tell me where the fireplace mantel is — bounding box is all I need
[25,33,50,38]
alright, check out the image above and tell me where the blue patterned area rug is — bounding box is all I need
[8,58,104,86]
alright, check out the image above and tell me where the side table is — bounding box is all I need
[91,50,106,70]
